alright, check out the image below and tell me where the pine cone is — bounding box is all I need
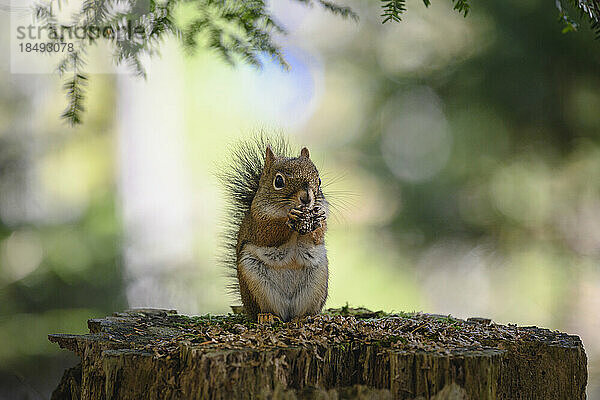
[287,205,325,234]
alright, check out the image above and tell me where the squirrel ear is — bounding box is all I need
[300,147,310,159]
[265,145,275,167]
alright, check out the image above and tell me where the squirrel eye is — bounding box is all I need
[273,173,285,190]
[318,178,322,187]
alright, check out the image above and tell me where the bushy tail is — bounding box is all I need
[218,133,293,298]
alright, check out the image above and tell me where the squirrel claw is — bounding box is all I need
[287,214,299,223]
[257,313,280,325]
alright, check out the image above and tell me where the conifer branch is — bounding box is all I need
[381,0,406,23]
[60,52,88,126]
[451,0,470,17]
[557,0,600,38]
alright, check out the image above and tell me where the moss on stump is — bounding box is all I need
[49,308,587,399]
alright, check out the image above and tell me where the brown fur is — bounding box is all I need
[310,221,327,245]
[237,264,261,320]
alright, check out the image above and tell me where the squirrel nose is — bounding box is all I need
[299,187,314,207]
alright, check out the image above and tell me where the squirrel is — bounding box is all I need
[220,136,329,322]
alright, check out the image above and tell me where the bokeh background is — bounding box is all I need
[1,0,600,398]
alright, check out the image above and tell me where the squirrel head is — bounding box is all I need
[252,145,326,221]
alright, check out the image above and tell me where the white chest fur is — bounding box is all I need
[247,234,327,269]
[239,234,328,321]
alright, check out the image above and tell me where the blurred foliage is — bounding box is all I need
[351,0,600,249]
[0,69,125,397]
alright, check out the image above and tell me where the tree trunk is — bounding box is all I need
[48,308,587,400]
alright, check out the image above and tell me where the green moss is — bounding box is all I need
[324,305,398,319]
[372,335,409,348]
[434,315,458,324]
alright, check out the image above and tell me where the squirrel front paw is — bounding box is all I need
[287,205,325,234]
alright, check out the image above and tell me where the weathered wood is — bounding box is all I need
[49,308,587,400]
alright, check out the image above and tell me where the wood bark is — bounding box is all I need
[49,308,587,400]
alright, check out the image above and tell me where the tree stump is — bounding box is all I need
[48,308,587,399]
